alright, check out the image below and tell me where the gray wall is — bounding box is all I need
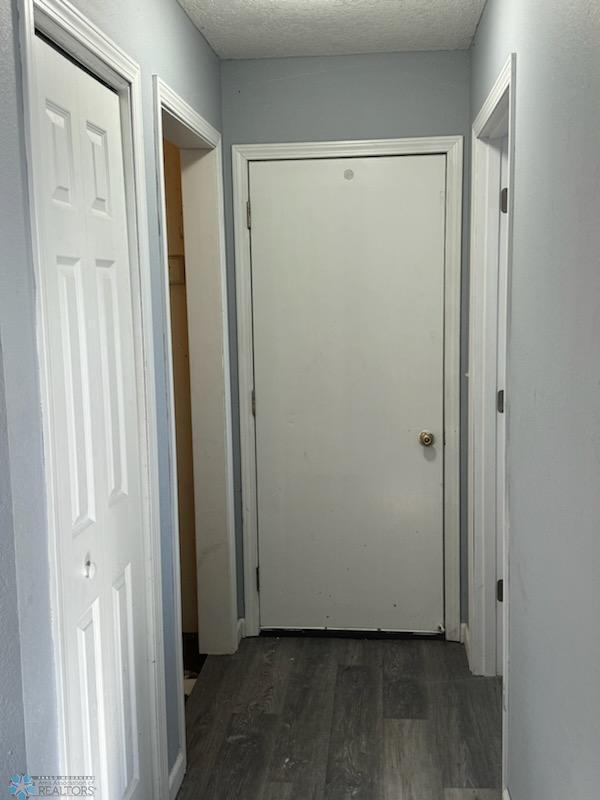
[0,0,220,773]
[0,338,27,782]
[0,0,59,774]
[221,51,472,618]
[471,1,600,797]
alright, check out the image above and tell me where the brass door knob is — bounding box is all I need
[419,430,435,447]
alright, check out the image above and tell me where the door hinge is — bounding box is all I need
[256,565,260,592]
[500,187,508,214]
[246,199,252,230]
[497,389,505,413]
[251,388,256,417]
[497,578,504,603]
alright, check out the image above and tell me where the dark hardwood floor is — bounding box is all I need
[178,636,502,800]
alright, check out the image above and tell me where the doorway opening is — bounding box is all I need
[162,137,204,693]
[153,78,237,797]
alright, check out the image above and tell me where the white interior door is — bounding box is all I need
[250,155,447,632]
[34,36,153,797]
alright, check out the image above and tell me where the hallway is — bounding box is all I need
[179,637,502,799]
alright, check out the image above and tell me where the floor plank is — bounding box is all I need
[384,676,428,720]
[201,710,279,799]
[428,677,502,789]
[262,783,294,800]
[238,636,298,716]
[324,663,383,800]
[383,718,443,800]
[268,639,337,799]
[184,646,248,769]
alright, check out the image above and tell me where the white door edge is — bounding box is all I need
[168,751,186,800]
[233,136,463,642]
[18,1,168,794]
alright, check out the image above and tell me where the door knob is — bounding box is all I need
[419,430,435,447]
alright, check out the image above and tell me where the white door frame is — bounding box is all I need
[233,136,463,641]
[18,0,168,794]
[467,55,516,676]
[467,55,516,791]
[152,76,238,797]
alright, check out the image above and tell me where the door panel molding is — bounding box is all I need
[18,1,168,794]
[233,136,463,640]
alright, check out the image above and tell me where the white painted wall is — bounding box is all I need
[472,1,600,797]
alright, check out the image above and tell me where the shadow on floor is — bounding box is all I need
[183,633,207,703]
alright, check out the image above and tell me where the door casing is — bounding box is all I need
[467,54,516,793]
[152,76,238,800]
[233,137,463,641]
[18,0,168,793]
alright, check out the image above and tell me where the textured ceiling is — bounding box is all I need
[178,0,487,60]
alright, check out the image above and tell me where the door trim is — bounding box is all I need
[19,0,168,793]
[233,136,463,640]
[152,76,238,798]
[467,54,516,793]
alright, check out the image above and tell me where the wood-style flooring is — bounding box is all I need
[178,636,502,800]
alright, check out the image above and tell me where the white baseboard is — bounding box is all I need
[237,617,246,644]
[168,750,186,800]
